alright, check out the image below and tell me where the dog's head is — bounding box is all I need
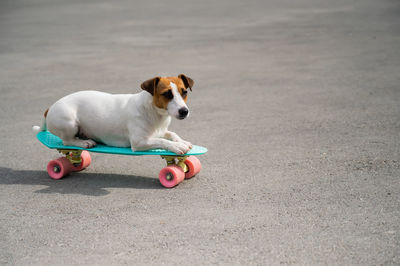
[141,74,194,120]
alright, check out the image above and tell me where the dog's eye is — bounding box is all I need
[162,90,173,100]
[181,90,188,97]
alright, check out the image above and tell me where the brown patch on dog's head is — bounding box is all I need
[140,76,160,96]
[152,78,171,110]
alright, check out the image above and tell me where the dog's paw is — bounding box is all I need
[170,142,190,155]
[181,140,193,150]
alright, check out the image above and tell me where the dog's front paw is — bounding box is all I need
[181,140,193,150]
[170,142,191,155]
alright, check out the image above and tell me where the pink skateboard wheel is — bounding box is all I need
[159,165,185,188]
[47,157,73,180]
[72,151,91,172]
[184,156,201,179]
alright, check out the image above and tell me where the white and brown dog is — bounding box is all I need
[33,74,194,155]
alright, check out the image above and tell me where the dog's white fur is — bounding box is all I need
[168,82,189,119]
[35,81,193,154]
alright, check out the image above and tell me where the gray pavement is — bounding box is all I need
[1,0,400,264]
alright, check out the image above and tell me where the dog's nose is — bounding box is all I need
[178,107,189,119]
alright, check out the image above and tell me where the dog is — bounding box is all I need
[33,74,194,155]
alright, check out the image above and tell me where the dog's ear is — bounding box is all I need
[141,76,161,95]
[178,74,194,91]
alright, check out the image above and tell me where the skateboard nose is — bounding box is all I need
[178,107,189,119]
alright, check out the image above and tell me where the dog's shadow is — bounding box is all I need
[0,167,162,196]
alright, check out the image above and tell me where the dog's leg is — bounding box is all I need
[58,125,97,149]
[131,137,190,155]
[164,131,193,149]
[48,115,96,149]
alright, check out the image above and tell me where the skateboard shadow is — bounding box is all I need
[0,167,163,196]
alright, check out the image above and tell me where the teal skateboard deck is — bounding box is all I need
[37,131,207,156]
[36,131,207,188]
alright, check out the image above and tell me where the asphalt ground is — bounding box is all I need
[1,0,399,264]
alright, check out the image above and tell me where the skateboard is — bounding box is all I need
[36,131,207,188]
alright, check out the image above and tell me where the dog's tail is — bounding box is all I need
[32,109,48,133]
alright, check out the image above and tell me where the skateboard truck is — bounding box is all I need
[57,149,83,166]
[161,155,189,173]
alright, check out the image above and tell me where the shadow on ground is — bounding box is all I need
[0,167,162,196]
